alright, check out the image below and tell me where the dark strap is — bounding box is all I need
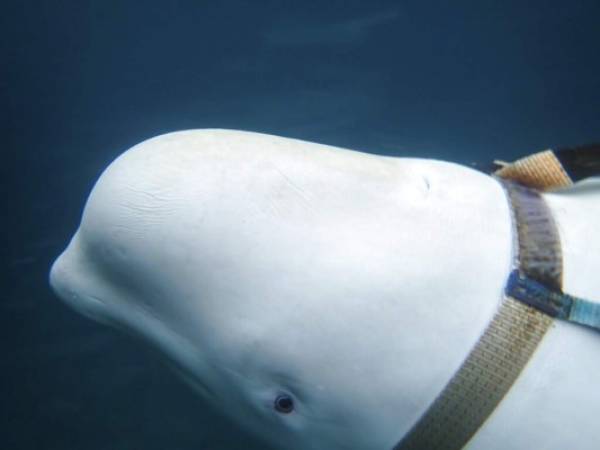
[555,145,600,183]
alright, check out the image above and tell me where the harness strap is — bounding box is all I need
[494,149,572,190]
[394,145,600,450]
[394,181,559,450]
[494,145,600,191]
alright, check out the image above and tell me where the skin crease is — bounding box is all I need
[49,130,600,450]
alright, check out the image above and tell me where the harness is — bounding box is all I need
[394,146,600,450]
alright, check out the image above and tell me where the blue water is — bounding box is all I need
[3,1,599,449]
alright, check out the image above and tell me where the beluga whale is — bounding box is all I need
[50,129,600,450]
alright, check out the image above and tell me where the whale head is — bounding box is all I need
[50,129,511,449]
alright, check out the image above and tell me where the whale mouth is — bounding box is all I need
[51,243,218,403]
[50,250,102,319]
[167,362,216,399]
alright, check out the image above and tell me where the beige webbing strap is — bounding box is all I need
[395,298,553,450]
[394,157,567,450]
[494,149,573,191]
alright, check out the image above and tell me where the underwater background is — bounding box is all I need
[3,1,599,449]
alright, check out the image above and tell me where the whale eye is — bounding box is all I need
[274,394,294,414]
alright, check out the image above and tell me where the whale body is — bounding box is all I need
[50,129,600,450]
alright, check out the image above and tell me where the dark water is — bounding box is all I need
[3,1,599,449]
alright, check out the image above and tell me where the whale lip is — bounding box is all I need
[49,251,75,306]
[49,243,111,324]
